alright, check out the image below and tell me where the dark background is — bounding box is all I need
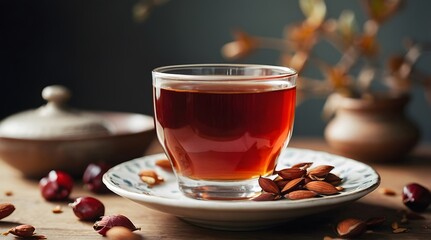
[1,0,430,142]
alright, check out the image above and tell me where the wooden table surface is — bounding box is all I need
[1,138,430,239]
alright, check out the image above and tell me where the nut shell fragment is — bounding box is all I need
[379,187,397,196]
[138,169,164,187]
[52,205,63,214]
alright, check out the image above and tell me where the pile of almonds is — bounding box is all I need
[252,162,343,201]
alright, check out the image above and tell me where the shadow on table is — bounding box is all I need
[172,201,429,240]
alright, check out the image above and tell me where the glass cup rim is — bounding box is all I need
[152,63,297,81]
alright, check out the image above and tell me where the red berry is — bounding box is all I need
[83,163,111,194]
[402,183,431,212]
[39,170,73,201]
[70,196,105,221]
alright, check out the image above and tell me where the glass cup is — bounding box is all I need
[152,64,297,200]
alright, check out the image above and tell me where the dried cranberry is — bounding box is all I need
[83,163,111,194]
[402,183,431,212]
[70,196,105,221]
[39,170,73,201]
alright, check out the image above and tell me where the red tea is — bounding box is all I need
[154,86,296,180]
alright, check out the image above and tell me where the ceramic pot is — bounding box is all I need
[0,85,155,178]
[324,93,420,162]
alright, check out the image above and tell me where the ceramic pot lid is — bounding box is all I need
[0,85,112,139]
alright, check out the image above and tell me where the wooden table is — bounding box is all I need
[1,138,430,239]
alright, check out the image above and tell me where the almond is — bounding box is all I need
[155,159,173,172]
[0,203,15,220]
[324,173,342,186]
[3,224,35,237]
[305,181,339,195]
[258,176,280,194]
[281,178,305,194]
[285,190,317,200]
[336,218,367,238]
[277,168,306,180]
[308,165,334,179]
[274,179,289,190]
[250,193,279,201]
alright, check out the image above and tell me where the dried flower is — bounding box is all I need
[362,0,404,24]
[133,0,169,22]
[221,0,431,107]
[221,30,259,60]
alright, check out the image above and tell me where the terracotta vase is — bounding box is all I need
[324,93,420,162]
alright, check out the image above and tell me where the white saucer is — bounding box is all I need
[103,148,380,231]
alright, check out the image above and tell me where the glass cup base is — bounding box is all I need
[177,176,263,200]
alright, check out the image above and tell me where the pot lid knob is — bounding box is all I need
[42,85,70,106]
[0,85,112,139]
[39,85,72,116]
